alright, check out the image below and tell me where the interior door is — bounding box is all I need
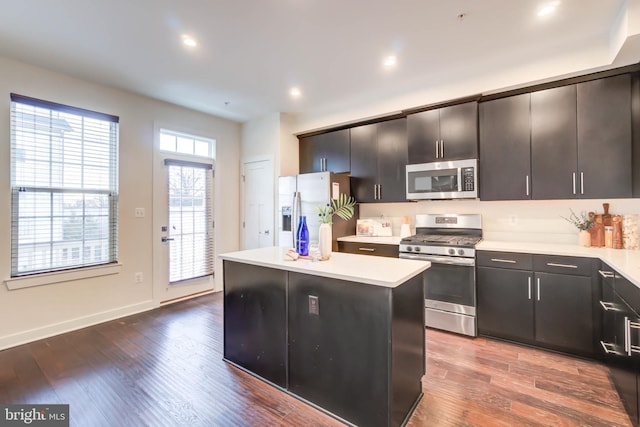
[241,158,274,249]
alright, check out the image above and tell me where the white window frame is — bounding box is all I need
[6,94,120,289]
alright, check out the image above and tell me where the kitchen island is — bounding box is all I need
[219,247,430,427]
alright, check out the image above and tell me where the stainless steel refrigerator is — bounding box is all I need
[277,172,356,250]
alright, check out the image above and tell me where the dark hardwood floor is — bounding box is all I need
[0,292,631,426]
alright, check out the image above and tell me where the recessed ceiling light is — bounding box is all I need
[182,35,198,47]
[537,1,560,17]
[383,55,397,68]
[290,87,302,98]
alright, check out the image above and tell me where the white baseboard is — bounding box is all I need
[0,299,156,351]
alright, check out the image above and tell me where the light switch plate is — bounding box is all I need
[308,295,319,315]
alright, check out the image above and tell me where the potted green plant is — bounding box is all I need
[562,209,594,247]
[316,194,356,257]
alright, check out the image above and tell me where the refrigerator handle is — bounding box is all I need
[292,192,301,248]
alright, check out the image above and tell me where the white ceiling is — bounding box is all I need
[0,0,635,128]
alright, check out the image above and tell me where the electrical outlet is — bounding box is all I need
[135,208,145,218]
[508,215,518,225]
[308,295,319,315]
[134,272,143,283]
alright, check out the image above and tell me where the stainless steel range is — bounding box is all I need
[399,214,482,337]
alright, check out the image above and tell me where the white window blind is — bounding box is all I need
[10,94,119,277]
[165,159,214,283]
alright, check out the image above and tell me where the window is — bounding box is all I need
[165,160,214,283]
[10,94,119,277]
[160,128,215,158]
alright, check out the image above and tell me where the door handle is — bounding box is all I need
[598,270,615,279]
[435,140,439,159]
[490,258,517,264]
[572,172,576,195]
[358,247,376,252]
[546,262,578,269]
[161,237,175,243]
[580,172,584,195]
[264,230,270,235]
[440,140,444,158]
[525,175,530,196]
[536,277,541,301]
[528,277,532,300]
[378,184,382,200]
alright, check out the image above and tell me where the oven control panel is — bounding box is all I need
[399,245,476,258]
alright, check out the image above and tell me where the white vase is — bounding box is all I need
[319,223,332,258]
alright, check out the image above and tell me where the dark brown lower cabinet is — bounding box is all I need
[337,241,399,258]
[600,264,640,426]
[477,251,597,357]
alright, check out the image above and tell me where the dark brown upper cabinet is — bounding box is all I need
[350,118,407,203]
[576,74,632,199]
[530,84,578,199]
[407,102,478,164]
[479,74,633,201]
[299,129,350,174]
[531,75,632,199]
[479,94,532,201]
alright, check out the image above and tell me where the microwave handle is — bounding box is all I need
[457,167,462,192]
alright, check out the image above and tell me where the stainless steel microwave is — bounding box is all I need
[406,159,478,200]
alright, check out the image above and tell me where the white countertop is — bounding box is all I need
[477,240,640,288]
[218,246,430,288]
[338,235,403,245]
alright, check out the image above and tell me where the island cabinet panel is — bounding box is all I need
[479,93,531,201]
[288,273,390,426]
[633,73,640,197]
[222,261,287,387]
[288,272,424,427]
[577,74,632,199]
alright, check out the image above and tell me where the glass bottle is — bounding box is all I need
[296,216,309,256]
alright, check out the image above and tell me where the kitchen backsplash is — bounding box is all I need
[359,199,640,245]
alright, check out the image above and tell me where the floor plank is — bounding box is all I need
[0,292,632,426]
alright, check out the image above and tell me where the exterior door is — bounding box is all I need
[241,158,274,249]
[153,129,216,304]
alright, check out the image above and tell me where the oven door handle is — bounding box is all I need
[400,253,475,266]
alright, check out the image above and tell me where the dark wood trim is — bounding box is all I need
[479,62,640,102]
[297,62,640,139]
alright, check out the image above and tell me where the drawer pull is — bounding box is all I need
[490,258,517,264]
[358,247,376,252]
[598,270,615,279]
[546,262,578,269]
[600,341,618,355]
[599,301,617,311]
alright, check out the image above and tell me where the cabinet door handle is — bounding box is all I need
[600,341,618,355]
[572,172,576,195]
[537,277,541,301]
[598,270,615,279]
[528,277,532,300]
[625,317,631,355]
[490,258,517,264]
[358,247,376,252]
[546,262,578,269]
[599,300,616,311]
[440,140,444,158]
[580,172,584,195]
[629,320,640,355]
[525,175,530,196]
[435,140,439,159]
[378,184,382,200]
[373,184,377,200]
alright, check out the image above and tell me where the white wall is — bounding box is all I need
[0,57,241,350]
[360,199,640,245]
